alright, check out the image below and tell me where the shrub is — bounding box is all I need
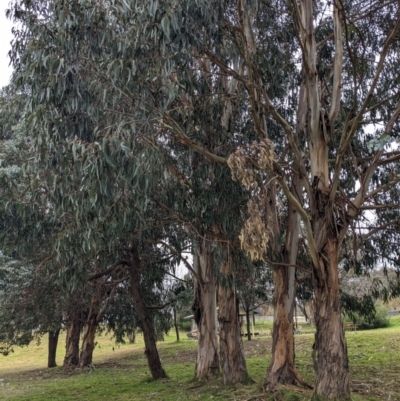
[178,320,192,331]
[345,303,390,329]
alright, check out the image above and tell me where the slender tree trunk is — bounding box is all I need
[128,244,166,380]
[192,238,219,380]
[265,267,297,389]
[173,307,180,342]
[245,309,251,341]
[48,329,60,368]
[265,174,306,389]
[128,331,136,344]
[219,260,250,385]
[63,318,82,368]
[298,302,309,322]
[312,238,350,400]
[79,315,98,368]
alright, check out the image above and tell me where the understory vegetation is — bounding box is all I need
[345,303,391,330]
[1,317,400,401]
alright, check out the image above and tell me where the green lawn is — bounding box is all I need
[1,316,399,400]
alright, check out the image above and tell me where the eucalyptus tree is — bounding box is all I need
[8,0,255,384]
[200,2,400,398]
[7,0,176,379]
[0,85,67,367]
[0,257,64,367]
[155,145,252,382]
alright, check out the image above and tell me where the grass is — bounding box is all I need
[0,316,399,401]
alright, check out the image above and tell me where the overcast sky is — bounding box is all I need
[0,2,15,89]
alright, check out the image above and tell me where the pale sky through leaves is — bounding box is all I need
[0,2,14,89]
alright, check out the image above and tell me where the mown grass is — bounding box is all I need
[1,316,399,401]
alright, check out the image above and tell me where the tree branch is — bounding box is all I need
[265,257,310,274]
[275,164,319,269]
[333,16,400,197]
[358,204,400,210]
[365,179,400,199]
[157,240,199,281]
[88,260,129,281]
[329,0,343,124]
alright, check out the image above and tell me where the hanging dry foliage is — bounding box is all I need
[227,138,274,189]
[250,138,274,171]
[227,148,258,189]
[239,199,271,261]
[228,139,275,260]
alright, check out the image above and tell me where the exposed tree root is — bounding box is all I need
[291,366,313,390]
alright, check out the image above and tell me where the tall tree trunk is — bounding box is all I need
[312,238,350,400]
[300,0,350,395]
[192,238,219,380]
[218,260,250,385]
[48,329,60,368]
[173,306,180,342]
[79,314,98,368]
[63,317,82,368]
[265,173,306,389]
[265,267,297,388]
[128,243,166,380]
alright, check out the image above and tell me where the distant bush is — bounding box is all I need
[178,320,192,331]
[345,303,390,330]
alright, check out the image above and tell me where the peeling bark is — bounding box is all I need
[192,238,219,380]
[265,267,297,389]
[265,172,307,390]
[63,317,82,368]
[312,238,350,400]
[299,0,351,396]
[219,260,250,385]
[79,315,98,368]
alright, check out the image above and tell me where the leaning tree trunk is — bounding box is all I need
[312,237,350,400]
[129,244,166,380]
[79,314,99,368]
[192,238,219,380]
[48,329,60,368]
[218,260,250,385]
[63,318,82,368]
